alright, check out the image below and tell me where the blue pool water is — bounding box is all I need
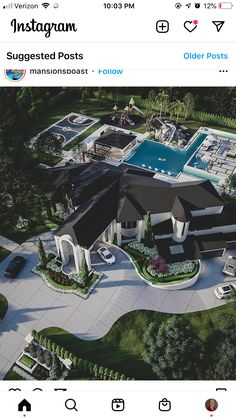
[124,133,207,177]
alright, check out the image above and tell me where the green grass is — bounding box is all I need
[63,122,103,151]
[0,212,60,244]
[41,302,236,380]
[19,355,36,369]
[177,117,236,134]
[0,247,11,263]
[33,152,62,167]
[3,368,26,381]
[0,294,8,320]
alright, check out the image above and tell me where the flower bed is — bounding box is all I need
[33,266,103,299]
[127,241,158,258]
[124,245,200,286]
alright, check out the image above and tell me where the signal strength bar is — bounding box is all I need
[3,3,13,9]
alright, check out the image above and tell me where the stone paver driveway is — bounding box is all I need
[0,232,234,378]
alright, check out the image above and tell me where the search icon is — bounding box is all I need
[65,399,78,411]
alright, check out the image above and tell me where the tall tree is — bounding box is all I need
[143,316,203,379]
[34,132,62,162]
[183,92,195,119]
[144,211,155,248]
[155,91,169,119]
[49,354,62,380]
[38,238,47,269]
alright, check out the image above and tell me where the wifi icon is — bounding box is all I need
[42,2,50,8]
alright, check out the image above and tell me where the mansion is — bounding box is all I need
[49,162,236,273]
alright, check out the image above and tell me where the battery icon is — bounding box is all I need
[218,2,234,8]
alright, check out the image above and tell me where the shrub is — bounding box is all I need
[127,241,158,258]
[36,347,43,358]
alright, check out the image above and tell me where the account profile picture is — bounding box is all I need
[4,69,26,82]
[205,398,218,412]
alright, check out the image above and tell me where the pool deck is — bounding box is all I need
[185,129,236,183]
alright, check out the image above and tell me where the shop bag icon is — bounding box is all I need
[159,398,171,411]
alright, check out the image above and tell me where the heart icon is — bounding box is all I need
[184,20,198,32]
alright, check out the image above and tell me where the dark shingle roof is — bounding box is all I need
[95,131,136,150]
[51,162,224,248]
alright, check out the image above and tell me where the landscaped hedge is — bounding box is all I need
[0,294,8,320]
[124,247,199,285]
[31,330,134,381]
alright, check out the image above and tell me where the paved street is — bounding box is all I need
[0,232,233,379]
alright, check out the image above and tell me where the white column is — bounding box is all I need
[54,236,60,256]
[108,223,114,244]
[60,240,69,263]
[140,220,145,239]
[137,220,143,242]
[73,246,80,273]
[172,216,190,242]
[84,249,92,271]
[116,223,122,246]
[77,245,84,266]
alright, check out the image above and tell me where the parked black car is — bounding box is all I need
[4,256,26,278]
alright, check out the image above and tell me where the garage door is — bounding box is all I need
[227,241,236,249]
[201,248,225,259]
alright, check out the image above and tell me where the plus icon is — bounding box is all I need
[156,20,169,33]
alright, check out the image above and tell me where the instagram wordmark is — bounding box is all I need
[10,19,78,38]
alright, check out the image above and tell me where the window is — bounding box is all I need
[122,235,137,241]
[121,221,137,229]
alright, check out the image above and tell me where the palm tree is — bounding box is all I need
[172,100,185,124]
[168,102,176,121]
[155,91,169,119]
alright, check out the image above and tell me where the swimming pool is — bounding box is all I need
[124,132,207,177]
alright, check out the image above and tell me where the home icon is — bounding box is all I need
[18,399,31,412]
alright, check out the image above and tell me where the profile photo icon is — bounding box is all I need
[205,399,218,412]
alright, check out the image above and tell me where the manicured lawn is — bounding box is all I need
[0,212,60,244]
[32,152,62,167]
[0,247,11,263]
[177,117,236,134]
[63,122,103,151]
[41,303,236,380]
[3,368,26,381]
[19,355,36,369]
[0,294,8,320]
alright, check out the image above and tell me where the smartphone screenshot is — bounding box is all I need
[0,0,235,417]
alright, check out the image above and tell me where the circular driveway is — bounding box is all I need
[0,232,233,378]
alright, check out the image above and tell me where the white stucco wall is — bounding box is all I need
[189,224,236,236]
[172,216,190,242]
[191,206,223,216]
[151,212,171,225]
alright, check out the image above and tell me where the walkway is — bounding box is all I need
[0,232,232,379]
[0,235,19,252]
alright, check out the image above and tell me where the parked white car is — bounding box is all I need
[214,283,236,299]
[97,247,116,265]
